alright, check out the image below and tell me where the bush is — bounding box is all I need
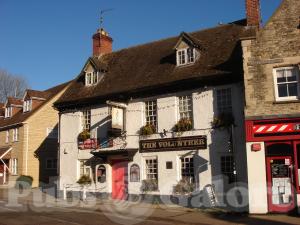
[141,179,158,192]
[173,179,195,195]
[140,124,156,136]
[211,113,234,129]
[78,130,91,141]
[15,175,33,189]
[173,118,193,132]
[77,175,92,185]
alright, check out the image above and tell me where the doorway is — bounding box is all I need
[111,160,128,200]
[266,143,295,212]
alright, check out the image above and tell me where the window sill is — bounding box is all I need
[273,100,300,104]
[176,62,195,68]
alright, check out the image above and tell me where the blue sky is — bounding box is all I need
[0,0,282,90]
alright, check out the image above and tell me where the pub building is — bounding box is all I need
[54,11,255,205]
[241,0,300,214]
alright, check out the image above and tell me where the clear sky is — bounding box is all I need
[0,0,282,90]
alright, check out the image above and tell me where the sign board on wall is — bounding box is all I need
[139,136,207,153]
[111,107,123,130]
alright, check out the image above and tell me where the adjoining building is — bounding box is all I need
[54,4,256,206]
[0,83,69,187]
[242,0,300,214]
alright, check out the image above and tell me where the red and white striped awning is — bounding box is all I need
[253,123,297,134]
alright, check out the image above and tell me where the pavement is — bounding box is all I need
[0,188,299,225]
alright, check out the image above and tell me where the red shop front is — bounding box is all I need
[246,118,300,213]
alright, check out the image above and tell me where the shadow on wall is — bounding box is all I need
[34,123,59,186]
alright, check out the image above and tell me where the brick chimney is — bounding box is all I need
[92,28,113,56]
[246,0,261,28]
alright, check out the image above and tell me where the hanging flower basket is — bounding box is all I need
[140,124,156,136]
[173,118,193,132]
[78,130,91,142]
[211,113,234,129]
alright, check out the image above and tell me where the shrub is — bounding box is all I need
[77,175,92,185]
[141,179,158,192]
[15,175,33,189]
[211,113,234,129]
[78,130,91,141]
[173,179,195,195]
[173,118,193,132]
[140,124,156,136]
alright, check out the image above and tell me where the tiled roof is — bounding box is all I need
[0,82,70,129]
[6,97,23,106]
[55,20,255,108]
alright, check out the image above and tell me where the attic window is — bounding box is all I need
[23,100,32,112]
[85,71,99,86]
[5,107,12,118]
[177,47,195,66]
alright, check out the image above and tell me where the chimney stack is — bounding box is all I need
[92,28,113,56]
[246,0,261,28]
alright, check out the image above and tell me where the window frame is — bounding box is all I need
[5,107,12,118]
[145,100,157,129]
[273,66,300,101]
[82,109,91,131]
[180,156,195,183]
[85,71,99,86]
[23,99,32,112]
[79,160,91,179]
[130,164,140,182]
[144,157,158,180]
[97,165,106,183]
[11,158,18,175]
[12,128,19,142]
[216,88,232,115]
[5,130,9,143]
[178,95,193,122]
[220,155,235,184]
[176,47,196,66]
[46,158,57,170]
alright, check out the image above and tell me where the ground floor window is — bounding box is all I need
[221,155,235,183]
[46,158,57,169]
[145,158,158,180]
[97,165,106,183]
[79,160,91,178]
[130,164,140,182]
[181,156,194,183]
[11,158,18,175]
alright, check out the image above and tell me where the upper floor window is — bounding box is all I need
[85,71,99,86]
[46,158,57,170]
[12,128,19,142]
[177,48,195,66]
[274,67,300,101]
[145,100,157,128]
[217,88,232,114]
[23,100,32,112]
[6,130,9,143]
[5,107,12,118]
[82,109,91,131]
[178,95,193,120]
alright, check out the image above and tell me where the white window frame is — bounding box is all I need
[12,128,19,142]
[5,107,12,118]
[178,95,193,121]
[5,130,9,143]
[46,158,57,170]
[11,158,18,175]
[179,156,195,183]
[145,100,157,128]
[78,160,92,179]
[82,109,91,131]
[23,99,32,112]
[144,157,158,180]
[273,66,300,101]
[176,47,196,66]
[85,71,99,86]
[216,88,232,114]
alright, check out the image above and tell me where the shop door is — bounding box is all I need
[266,156,295,212]
[112,160,128,200]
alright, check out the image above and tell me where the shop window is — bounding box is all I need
[181,157,194,183]
[145,158,158,180]
[130,164,140,182]
[97,165,106,183]
[221,155,235,183]
[274,66,300,101]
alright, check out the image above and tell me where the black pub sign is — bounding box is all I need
[139,136,207,153]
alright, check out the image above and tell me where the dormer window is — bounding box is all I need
[85,71,99,86]
[5,107,12,118]
[177,47,196,66]
[23,100,32,112]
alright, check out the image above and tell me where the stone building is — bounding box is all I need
[0,83,69,187]
[242,0,300,214]
[54,6,255,207]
